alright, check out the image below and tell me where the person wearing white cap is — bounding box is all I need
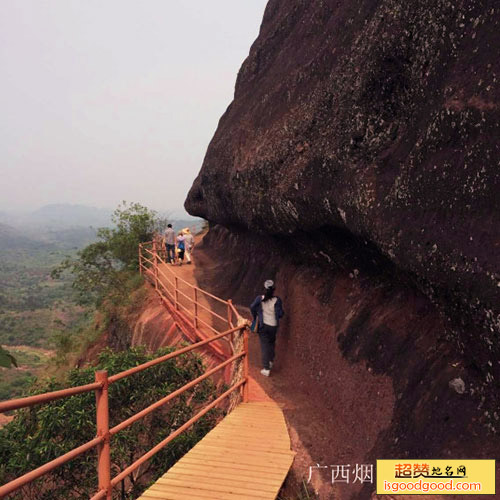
[183,228,194,264]
[250,280,284,376]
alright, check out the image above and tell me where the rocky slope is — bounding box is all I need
[80,286,221,369]
[186,0,500,496]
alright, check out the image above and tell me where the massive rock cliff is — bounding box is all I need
[187,0,500,350]
[186,0,500,496]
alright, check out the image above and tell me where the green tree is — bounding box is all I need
[52,202,163,306]
[0,346,17,368]
[0,346,219,500]
[97,202,163,270]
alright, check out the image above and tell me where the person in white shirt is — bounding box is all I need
[183,228,195,264]
[250,280,285,377]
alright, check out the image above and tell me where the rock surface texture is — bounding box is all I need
[187,1,500,381]
[186,0,500,496]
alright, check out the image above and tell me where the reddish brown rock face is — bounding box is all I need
[195,226,500,498]
[186,0,500,381]
[186,2,500,491]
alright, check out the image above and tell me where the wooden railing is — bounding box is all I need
[0,247,250,499]
[139,241,241,358]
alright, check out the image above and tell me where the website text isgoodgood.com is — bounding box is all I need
[383,479,481,493]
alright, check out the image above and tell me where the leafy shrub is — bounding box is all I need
[0,346,220,499]
[0,346,16,368]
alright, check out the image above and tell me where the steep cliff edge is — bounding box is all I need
[186,0,500,496]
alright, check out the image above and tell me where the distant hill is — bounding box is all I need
[0,205,111,249]
[0,205,204,249]
[22,204,112,229]
[0,223,52,251]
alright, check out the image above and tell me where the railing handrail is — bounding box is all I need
[0,328,248,499]
[0,242,250,499]
[0,381,103,413]
[142,245,196,290]
[109,352,244,436]
[1,436,106,498]
[108,325,241,383]
[0,325,242,414]
[139,239,236,357]
[141,241,229,307]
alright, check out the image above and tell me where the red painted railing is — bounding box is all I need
[139,241,240,337]
[0,246,249,499]
[139,241,243,370]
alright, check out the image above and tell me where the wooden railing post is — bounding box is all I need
[227,299,234,328]
[194,288,198,328]
[175,277,179,310]
[243,327,249,403]
[95,370,111,500]
[138,244,142,276]
[227,299,234,344]
[153,245,159,291]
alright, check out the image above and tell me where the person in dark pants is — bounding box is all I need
[250,280,284,377]
[176,232,186,266]
[164,224,176,263]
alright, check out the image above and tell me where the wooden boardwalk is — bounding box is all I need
[137,401,295,499]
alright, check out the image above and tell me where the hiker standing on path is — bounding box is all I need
[183,228,195,264]
[176,231,186,266]
[250,280,284,377]
[164,224,176,264]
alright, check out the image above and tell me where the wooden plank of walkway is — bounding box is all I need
[137,401,294,499]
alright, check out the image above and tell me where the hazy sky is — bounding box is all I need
[0,1,268,216]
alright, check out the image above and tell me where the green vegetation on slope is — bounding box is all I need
[0,250,83,348]
[0,346,53,400]
[0,227,92,400]
[0,202,215,496]
[0,202,163,400]
[0,347,220,499]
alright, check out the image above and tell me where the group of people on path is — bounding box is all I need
[163,224,195,266]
